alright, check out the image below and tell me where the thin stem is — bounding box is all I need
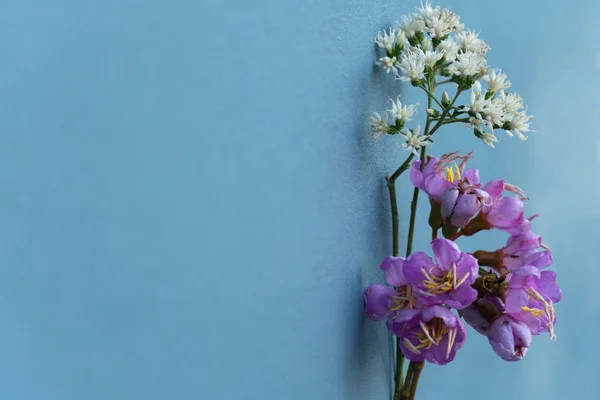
[387,181,399,257]
[390,153,415,183]
[405,149,425,256]
[408,362,424,400]
[418,85,444,109]
[395,346,404,396]
[400,362,415,400]
[427,89,462,137]
[436,78,453,85]
[386,152,414,257]
[442,117,469,125]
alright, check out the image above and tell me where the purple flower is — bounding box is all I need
[404,238,478,309]
[488,314,532,361]
[515,298,557,336]
[441,171,490,228]
[364,284,397,321]
[364,257,414,321]
[387,306,467,365]
[410,152,473,204]
[505,265,561,340]
[501,232,549,272]
[479,179,526,232]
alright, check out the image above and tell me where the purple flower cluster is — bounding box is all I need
[365,152,561,364]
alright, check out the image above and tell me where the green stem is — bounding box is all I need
[419,86,444,109]
[408,362,424,400]
[390,153,415,183]
[386,153,414,257]
[442,117,469,125]
[400,362,415,400]
[404,147,426,256]
[395,347,404,397]
[387,182,400,257]
[427,89,462,137]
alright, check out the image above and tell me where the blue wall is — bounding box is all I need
[0,1,596,399]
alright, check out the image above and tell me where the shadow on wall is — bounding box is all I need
[338,46,408,399]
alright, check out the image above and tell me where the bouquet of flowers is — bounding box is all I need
[364,3,561,400]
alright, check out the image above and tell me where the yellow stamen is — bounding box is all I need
[454,163,461,180]
[389,286,414,312]
[414,318,449,350]
[522,306,544,317]
[420,265,458,295]
[445,166,454,182]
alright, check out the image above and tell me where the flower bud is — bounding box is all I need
[421,39,431,51]
[441,189,480,228]
[426,108,439,117]
[487,314,531,361]
[441,91,450,107]
[396,31,406,46]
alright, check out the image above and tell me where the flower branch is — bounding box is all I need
[365,3,556,400]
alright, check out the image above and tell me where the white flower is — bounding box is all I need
[369,112,390,139]
[416,2,464,38]
[484,69,511,92]
[376,56,399,74]
[482,99,506,131]
[506,111,533,140]
[464,81,505,132]
[496,90,523,114]
[401,124,430,155]
[375,28,397,52]
[465,81,487,121]
[479,131,498,148]
[455,30,491,55]
[416,1,438,20]
[423,49,444,66]
[388,96,417,123]
[437,38,460,62]
[396,47,426,83]
[400,13,426,37]
[396,30,406,47]
[447,51,486,76]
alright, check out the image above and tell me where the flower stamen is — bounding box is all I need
[404,338,422,355]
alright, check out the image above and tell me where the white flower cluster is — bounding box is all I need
[371,2,533,149]
[463,73,532,145]
[369,97,427,154]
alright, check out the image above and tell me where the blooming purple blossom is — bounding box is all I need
[515,298,557,336]
[410,152,473,203]
[364,257,414,321]
[479,179,526,232]
[404,238,478,309]
[488,314,532,361]
[441,167,490,228]
[387,306,467,365]
[505,265,562,340]
[501,231,549,272]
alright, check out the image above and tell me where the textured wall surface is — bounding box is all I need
[0,0,597,399]
[0,1,412,399]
